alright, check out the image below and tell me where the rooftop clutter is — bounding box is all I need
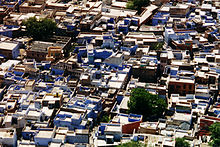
[0,0,219,146]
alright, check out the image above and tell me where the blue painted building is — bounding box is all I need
[0,25,20,37]
[54,110,87,130]
[152,12,169,26]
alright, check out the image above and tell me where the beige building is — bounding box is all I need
[19,0,46,13]
[170,4,190,16]
[46,46,63,62]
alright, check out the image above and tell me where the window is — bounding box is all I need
[161,60,166,63]
[55,53,60,57]
[189,85,192,90]
[183,91,186,95]
[170,85,174,91]
[183,85,186,89]
[158,20,162,24]
[176,85,181,89]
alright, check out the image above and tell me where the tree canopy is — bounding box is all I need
[126,0,150,14]
[117,141,146,147]
[150,42,164,50]
[209,122,220,147]
[175,138,190,147]
[23,17,57,40]
[100,115,110,123]
[128,88,167,121]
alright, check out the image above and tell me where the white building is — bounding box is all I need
[0,128,17,147]
[0,42,20,59]
[34,130,55,146]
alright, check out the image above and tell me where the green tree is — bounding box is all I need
[23,17,57,40]
[150,42,164,51]
[126,0,150,14]
[100,115,110,123]
[128,88,167,121]
[117,141,146,147]
[175,138,190,147]
[150,42,164,60]
[209,122,220,147]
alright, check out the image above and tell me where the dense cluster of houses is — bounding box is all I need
[0,0,219,146]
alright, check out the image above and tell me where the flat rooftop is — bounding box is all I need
[30,41,65,53]
[0,42,19,51]
[35,130,54,138]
